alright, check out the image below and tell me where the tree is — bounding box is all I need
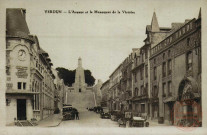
[84,70,95,86]
[56,67,95,87]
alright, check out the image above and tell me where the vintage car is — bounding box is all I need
[110,110,124,121]
[100,112,111,119]
[93,106,103,113]
[118,112,149,127]
[62,106,78,120]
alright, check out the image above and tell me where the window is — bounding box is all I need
[154,58,156,64]
[135,88,138,96]
[154,67,157,80]
[182,27,185,34]
[163,53,165,60]
[170,37,172,42]
[142,53,144,62]
[145,50,148,59]
[18,82,21,89]
[168,81,172,96]
[168,59,172,75]
[194,40,197,47]
[187,51,192,71]
[190,22,192,29]
[23,83,26,90]
[179,30,182,37]
[134,73,137,82]
[163,83,166,97]
[140,67,144,80]
[152,86,158,97]
[145,83,148,95]
[187,25,189,31]
[145,65,148,77]
[141,104,145,113]
[168,50,171,57]
[141,85,144,95]
[162,62,166,77]
[187,38,190,46]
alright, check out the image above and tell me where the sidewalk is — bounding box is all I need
[37,114,63,127]
[147,119,171,127]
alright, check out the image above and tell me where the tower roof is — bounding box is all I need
[151,12,160,32]
[6,8,30,39]
[198,8,201,19]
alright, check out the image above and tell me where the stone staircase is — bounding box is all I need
[15,120,37,127]
[67,91,95,110]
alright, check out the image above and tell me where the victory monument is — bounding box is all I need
[65,57,102,109]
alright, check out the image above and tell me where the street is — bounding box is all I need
[59,108,119,127]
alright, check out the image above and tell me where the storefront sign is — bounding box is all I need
[16,66,28,78]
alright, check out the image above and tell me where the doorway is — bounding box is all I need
[17,99,26,120]
[79,88,81,92]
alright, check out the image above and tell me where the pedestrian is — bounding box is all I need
[76,111,79,120]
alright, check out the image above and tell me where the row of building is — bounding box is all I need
[101,9,201,126]
[6,8,66,125]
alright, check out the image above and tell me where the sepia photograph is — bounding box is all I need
[0,0,206,134]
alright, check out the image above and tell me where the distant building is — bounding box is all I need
[100,79,110,107]
[121,49,138,112]
[6,8,56,125]
[52,68,66,113]
[93,79,103,106]
[108,64,123,111]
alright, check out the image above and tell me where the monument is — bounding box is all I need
[66,57,101,109]
[74,57,86,92]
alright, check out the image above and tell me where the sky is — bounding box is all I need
[2,0,203,83]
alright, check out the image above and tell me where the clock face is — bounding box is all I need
[18,49,26,61]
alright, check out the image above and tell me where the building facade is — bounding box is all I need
[100,79,110,107]
[6,8,56,124]
[103,9,201,126]
[52,68,66,113]
[150,10,201,125]
[108,64,123,111]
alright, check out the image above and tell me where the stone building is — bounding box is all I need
[6,8,56,125]
[93,79,103,106]
[120,49,138,112]
[100,79,110,107]
[108,64,123,111]
[104,9,201,127]
[149,9,201,125]
[52,68,66,113]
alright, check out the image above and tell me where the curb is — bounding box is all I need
[48,119,63,127]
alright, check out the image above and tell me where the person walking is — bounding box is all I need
[76,111,79,120]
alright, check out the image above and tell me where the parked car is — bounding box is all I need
[93,106,103,113]
[118,112,149,127]
[100,112,111,119]
[110,110,124,121]
[62,106,78,120]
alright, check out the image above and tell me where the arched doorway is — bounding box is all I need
[175,77,201,127]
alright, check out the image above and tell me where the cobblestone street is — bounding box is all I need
[59,108,119,128]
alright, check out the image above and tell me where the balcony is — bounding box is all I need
[132,93,148,101]
[6,89,39,95]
